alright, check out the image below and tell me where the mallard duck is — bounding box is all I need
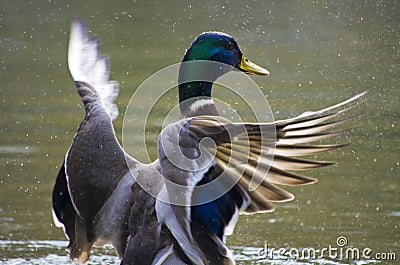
[52,19,365,265]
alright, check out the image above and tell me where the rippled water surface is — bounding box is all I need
[1,0,399,264]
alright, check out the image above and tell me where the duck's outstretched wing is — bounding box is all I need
[52,20,137,264]
[68,19,119,121]
[156,92,365,265]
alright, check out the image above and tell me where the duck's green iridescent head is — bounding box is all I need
[178,32,269,112]
[182,31,269,75]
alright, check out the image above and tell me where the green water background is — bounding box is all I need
[0,0,399,263]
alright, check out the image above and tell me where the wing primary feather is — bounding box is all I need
[277,131,344,145]
[214,155,294,203]
[68,19,119,121]
[279,112,339,131]
[267,166,317,185]
[282,119,348,136]
[275,143,349,157]
[217,143,335,171]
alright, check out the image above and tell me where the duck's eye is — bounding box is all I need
[225,42,234,50]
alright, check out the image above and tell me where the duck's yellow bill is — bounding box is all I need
[239,55,270,76]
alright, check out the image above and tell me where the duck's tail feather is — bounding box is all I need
[68,19,119,121]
